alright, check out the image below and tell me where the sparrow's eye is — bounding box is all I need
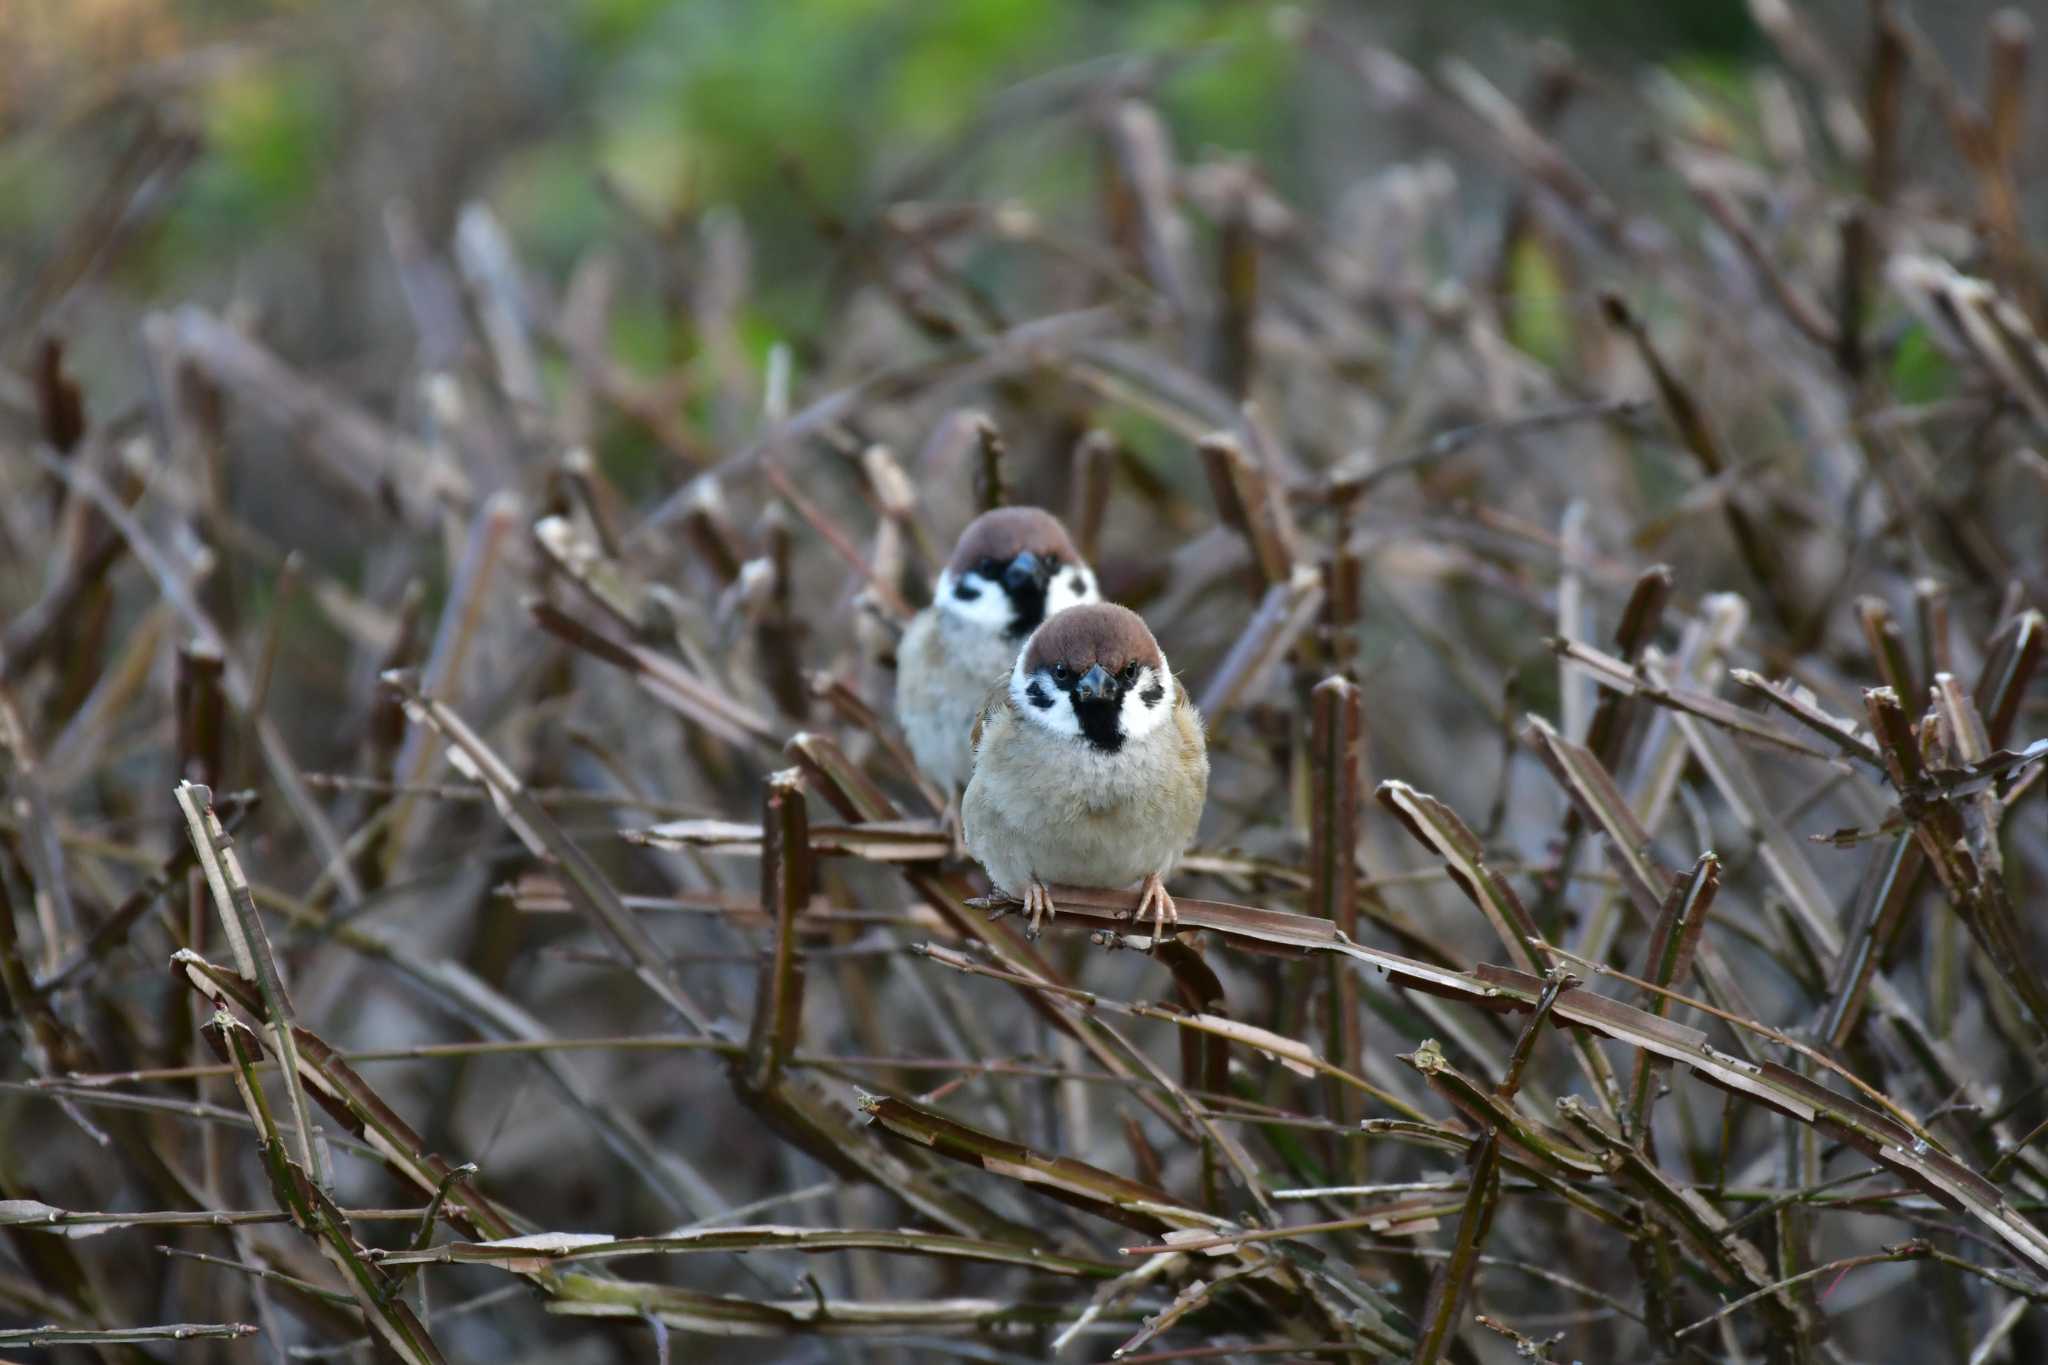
[1051,663,1069,683]
[1120,662,1139,686]
[977,557,1002,579]
[1044,554,1060,570]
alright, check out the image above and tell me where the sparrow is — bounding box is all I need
[896,507,1099,796]
[962,602,1208,944]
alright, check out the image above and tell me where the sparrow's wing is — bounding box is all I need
[1173,677,1209,756]
[968,679,1013,755]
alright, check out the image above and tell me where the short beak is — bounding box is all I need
[1004,551,1052,594]
[1073,664,1118,704]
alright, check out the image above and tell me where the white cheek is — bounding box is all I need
[1119,663,1174,742]
[1045,563,1099,617]
[1011,656,1084,740]
[937,569,1015,632]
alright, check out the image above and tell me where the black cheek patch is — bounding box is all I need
[953,581,981,602]
[1025,681,1054,710]
[1068,573,1086,594]
[1140,683,1165,708]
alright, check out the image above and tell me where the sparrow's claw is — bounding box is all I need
[1134,873,1178,950]
[1022,879,1056,940]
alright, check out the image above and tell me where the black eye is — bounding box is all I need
[977,558,1002,578]
[1121,662,1139,685]
[1044,554,1060,570]
[1051,663,1069,682]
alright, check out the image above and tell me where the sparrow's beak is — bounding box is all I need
[1004,551,1053,594]
[1073,663,1118,704]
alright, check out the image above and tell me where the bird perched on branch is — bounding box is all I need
[896,507,1098,796]
[963,602,1207,944]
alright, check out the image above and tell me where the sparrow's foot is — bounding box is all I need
[1022,879,1057,940]
[1133,872,1177,950]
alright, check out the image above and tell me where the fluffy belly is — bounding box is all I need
[968,801,1178,896]
[1031,829,1165,888]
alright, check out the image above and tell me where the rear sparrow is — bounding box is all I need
[896,507,1098,795]
[962,602,1207,944]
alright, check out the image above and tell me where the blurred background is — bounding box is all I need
[2,0,2009,408]
[4,1,2048,1361]
[6,0,2038,841]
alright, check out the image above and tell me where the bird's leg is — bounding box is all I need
[1133,872,1178,949]
[1022,878,1057,940]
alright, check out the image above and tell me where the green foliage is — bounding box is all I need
[1134,5,1292,154]
[0,143,75,251]
[494,139,617,273]
[1509,0,1760,61]
[1889,323,1957,404]
[191,59,337,225]
[1505,235,1571,369]
[884,0,1058,140]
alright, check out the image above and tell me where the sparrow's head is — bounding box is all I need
[1011,603,1173,753]
[937,507,1097,639]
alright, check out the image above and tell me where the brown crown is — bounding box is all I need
[1023,603,1164,675]
[945,507,1082,577]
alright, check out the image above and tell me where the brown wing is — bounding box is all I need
[1173,678,1209,760]
[968,679,1011,756]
